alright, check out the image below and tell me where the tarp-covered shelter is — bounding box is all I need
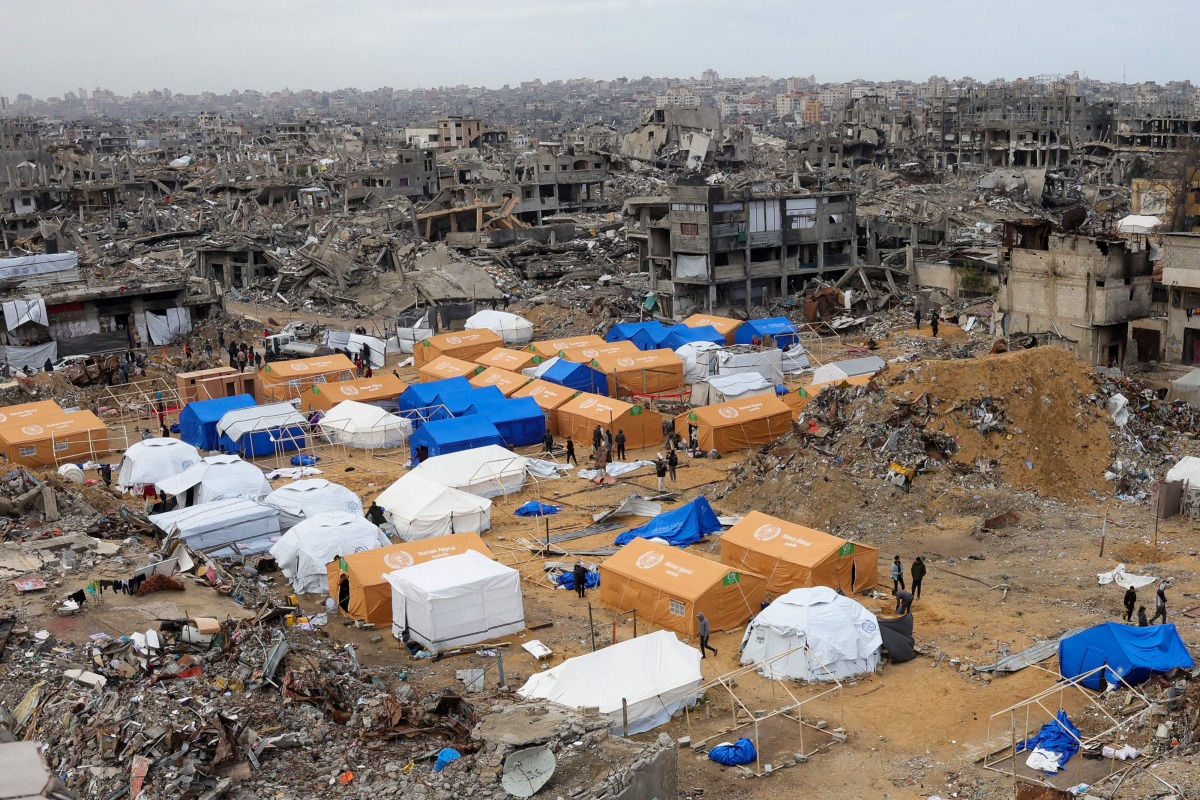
[216,402,307,457]
[734,317,800,348]
[179,394,257,451]
[409,444,528,498]
[528,335,606,359]
[418,354,484,383]
[317,401,411,450]
[156,454,273,507]
[720,510,878,594]
[511,379,579,434]
[683,313,743,345]
[518,630,702,734]
[152,498,280,556]
[591,349,685,396]
[739,587,882,681]
[660,324,725,351]
[713,346,788,383]
[1059,622,1194,690]
[329,532,495,625]
[541,358,609,396]
[464,310,534,345]
[811,356,886,386]
[322,330,386,368]
[0,411,109,466]
[475,347,542,373]
[375,472,492,539]
[560,340,642,364]
[469,366,530,397]
[408,415,504,460]
[1167,369,1200,406]
[259,355,357,402]
[613,497,722,548]
[431,385,506,418]
[270,512,389,595]
[465,396,547,447]
[398,376,472,413]
[675,341,724,384]
[600,538,767,635]
[878,612,916,664]
[264,478,364,530]
[555,393,663,451]
[1117,214,1162,235]
[676,394,792,453]
[414,329,503,368]
[606,321,663,346]
[384,550,525,650]
[688,373,775,406]
[301,374,408,413]
[117,438,201,490]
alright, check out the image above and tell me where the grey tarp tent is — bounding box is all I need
[878,612,916,663]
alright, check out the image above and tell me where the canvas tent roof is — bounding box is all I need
[511,379,579,434]
[1166,369,1200,406]
[432,385,506,417]
[317,400,411,450]
[375,472,492,539]
[475,347,542,372]
[561,340,641,364]
[258,355,357,401]
[152,498,280,556]
[517,630,702,734]
[264,478,364,530]
[591,349,684,396]
[528,335,606,358]
[329,532,495,626]
[0,399,67,428]
[399,376,472,412]
[555,393,663,451]
[683,313,743,344]
[419,354,484,382]
[606,321,662,344]
[720,510,878,594]
[600,537,766,635]
[1117,214,1162,234]
[734,316,800,348]
[409,444,528,498]
[613,497,722,548]
[1060,622,1194,690]
[269,512,389,595]
[409,415,504,459]
[469,366,531,396]
[0,411,109,466]
[414,329,504,368]
[688,373,775,406]
[675,341,724,384]
[811,356,885,385]
[323,330,386,368]
[179,394,256,450]
[676,394,792,453]
[1164,456,1200,485]
[738,587,882,682]
[465,310,534,345]
[156,454,273,507]
[117,437,201,489]
[301,374,408,412]
[384,550,525,650]
[216,402,307,457]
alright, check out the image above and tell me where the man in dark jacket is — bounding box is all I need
[1123,586,1137,622]
[696,612,717,658]
[592,425,602,454]
[573,562,588,598]
[667,449,678,482]
[543,430,554,454]
[565,436,577,466]
[614,429,627,461]
[911,556,927,599]
[366,502,386,526]
[1150,581,1168,624]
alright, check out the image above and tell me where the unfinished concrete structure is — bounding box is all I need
[437,117,482,150]
[620,107,749,170]
[1158,232,1200,364]
[996,221,1152,367]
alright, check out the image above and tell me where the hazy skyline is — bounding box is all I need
[3,0,1196,98]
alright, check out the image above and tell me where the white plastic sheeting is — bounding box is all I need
[396,312,434,354]
[263,478,364,530]
[2,298,47,331]
[0,341,57,371]
[155,454,273,507]
[1165,456,1200,485]
[151,498,281,556]
[674,341,722,384]
[374,472,492,540]
[323,331,386,368]
[410,444,528,498]
[1117,215,1162,234]
[269,512,389,594]
[674,253,708,279]
[216,402,306,444]
[689,373,774,406]
[0,252,77,281]
[116,438,201,490]
[465,310,534,345]
[1096,564,1158,591]
[318,401,411,450]
[384,550,525,650]
[811,356,885,385]
[714,346,787,383]
[144,308,192,345]
[739,587,882,682]
[521,356,558,379]
[518,630,702,734]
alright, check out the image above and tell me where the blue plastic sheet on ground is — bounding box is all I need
[515,501,560,517]
[433,748,461,772]
[613,497,721,547]
[290,454,320,466]
[555,570,600,590]
[1015,710,1081,774]
[709,738,756,766]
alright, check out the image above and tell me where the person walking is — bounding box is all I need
[218,332,226,351]
[565,436,577,466]
[914,305,921,330]
[930,310,940,338]
[543,430,554,454]
[254,351,262,369]
[1150,581,1168,624]
[573,562,588,599]
[1123,585,1137,623]
[696,612,718,659]
[911,556,926,599]
[1137,606,1149,627]
[655,454,668,493]
[592,425,602,455]
[614,429,627,460]
[667,448,678,483]
[891,555,905,593]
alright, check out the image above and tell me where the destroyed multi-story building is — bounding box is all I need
[436,116,482,150]
[620,107,749,171]
[996,220,1152,367]
[626,183,857,314]
[1156,232,1200,364]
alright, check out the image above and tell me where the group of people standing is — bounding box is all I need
[1122,581,1170,626]
[890,554,927,615]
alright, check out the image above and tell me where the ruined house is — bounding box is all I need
[620,107,749,171]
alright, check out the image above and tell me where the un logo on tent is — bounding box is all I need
[616,358,635,368]
[446,336,462,345]
[861,620,878,633]
[718,407,739,419]
[635,550,665,570]
[342,386,360,396]
[552,341,567,351]
[180,459,195,469]
[345,501,359,511]
[582,349,599,358]
[291,362,310,372]
[529,387,544,396]
[753,524,781,542]
[0,413,7,424]
[384,552,415,570]
[21,425,43,436]
[580,397,598,410]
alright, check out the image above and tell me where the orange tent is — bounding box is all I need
[475,347,542,372]
[719,510,878,595]
[600,538,766,635]
[560,340,641,364]
[511,379,579,434]
[0,411,109,466]
[683,313,743,345]
[419,355,484,383]
[470,367,531,396]
[590,349,684,396]
[0,400,68,428]
[259,355,357,402]
[674,394,793,453]
[414,329,503,368]
[328,532,495,625]
[527,335,606,359]
[300,374,408,413]
[555,393,663,451]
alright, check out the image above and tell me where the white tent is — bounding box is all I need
[410,444,528,498]
[216,402,307,447]
[517,630,702,734]
[465,310,534,345]
[1165,456,1200,485]
[116,438,201,490]
[318,401,411,450]
[151,498,280,556]
[739,587,882,682]
[323,330,386,368]
[1167,369,1200,406]
[269,512,390,595]
[263,478,364,530]
[675,341,722,384]
[1117,214,1162,235]
[811,356,885,385]
[375,472,492,539]
[689,373,774,406]
[714,346,788,382]
[384,550,525,650]
[155,454,273,507]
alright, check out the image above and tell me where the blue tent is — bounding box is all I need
[465,397,547,447]
[178,394,257,451]
[409,416,505,460]
[660,324,724,350]
[399,377,472,413]
[542,359,609,396]
[613,497,722,547]
[435,386,506,417]
[629,323,672,351]
[218,421,306,459]
[734,317,800,348]
[606,321,663,345]
[1059,622,1194,690]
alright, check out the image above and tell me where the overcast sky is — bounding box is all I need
[4,0,1195,97]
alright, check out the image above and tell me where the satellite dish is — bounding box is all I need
[501,745,556,798]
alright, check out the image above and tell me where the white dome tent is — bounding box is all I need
[264,479,364,530]
[155,455,273,507]
[269,512,390,595]
[318,400,411,450]
[374,472,492,539]
[116,438,201,491]
[465,310,534,345]
[739,587,883,682]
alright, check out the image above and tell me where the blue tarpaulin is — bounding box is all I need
[1059,621,1194,690]
[399,377,472,412]
[555,570,600,590]
[606,321,663,345]
[629,322,672,351]
[515,501,560,517]
[660,324,724,350]
[435,386,505,417]
[542,358,609,395]
[613,497,722,547]
[178,394,256,451]
[709,738,756,766]
[465,396,547,447]
[409,416,504,460]
[734,317,800,348]
[1015,710,1082,774]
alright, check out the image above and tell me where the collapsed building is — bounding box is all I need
[620,107,750,171]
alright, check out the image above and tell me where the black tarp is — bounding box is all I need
[56,330,131,356]
[878,612,916,663]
